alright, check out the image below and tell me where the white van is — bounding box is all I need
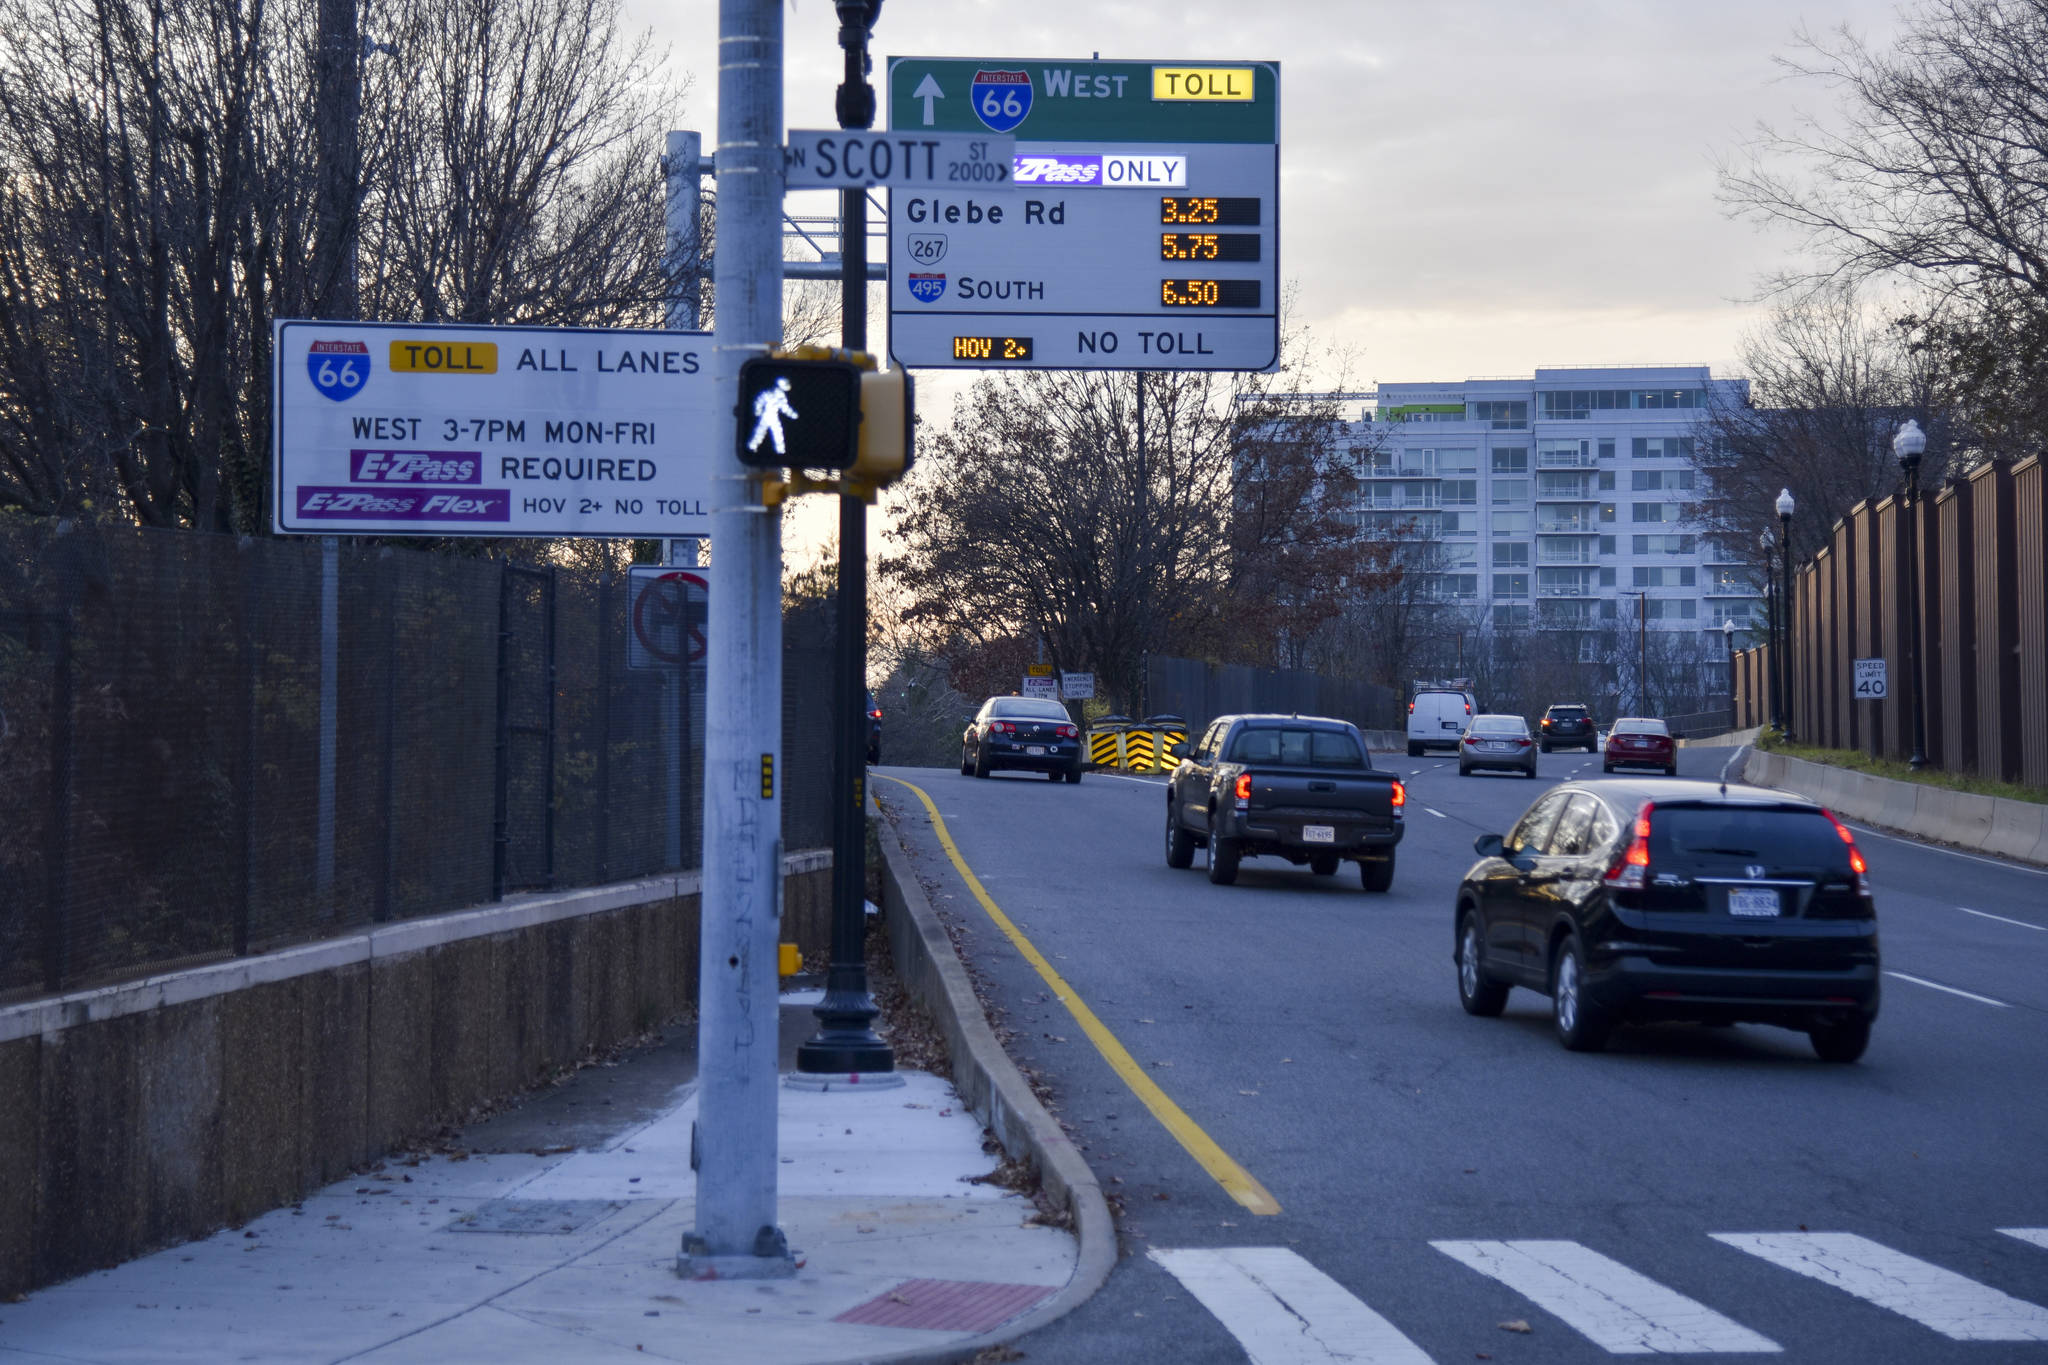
[1407,689,1477,756]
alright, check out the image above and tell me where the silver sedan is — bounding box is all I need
[1457,714,1539,778]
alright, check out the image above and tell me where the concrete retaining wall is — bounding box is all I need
[0,854,833,1299]
[1742,750,2048,866]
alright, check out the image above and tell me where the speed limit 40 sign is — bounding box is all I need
[1853,657,1888,699]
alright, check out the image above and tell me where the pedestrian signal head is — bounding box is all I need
[735,356,863,470]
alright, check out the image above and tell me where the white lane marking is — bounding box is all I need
[1844,822,2048,878]
[1410,769,1424,776]
[1885,971,2009,1007]
[1432,1239,1779,1354]
[1959,906,2046,932]
[1712,1232,2048,1341]
[2002,1229,2048,1252]
[1149,1246,1433,1365]
[1423,807,1447,819]
[1094,771,1167,787]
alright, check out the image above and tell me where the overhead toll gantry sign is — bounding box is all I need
[271,319,718,537]
[885,57,1279,372]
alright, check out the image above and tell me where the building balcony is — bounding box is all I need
[1534,489,1599,504]
[1535,450,1599,469]
[1536,515,1600,534]
[1362,494,1442,510]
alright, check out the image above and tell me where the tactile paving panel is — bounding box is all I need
[833,1278,1056,1332]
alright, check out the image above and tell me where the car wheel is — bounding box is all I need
[1165,804,1195,868]
[1524,762,1538,778]
[1458,763,1471,776]
[1065,766,1083,784]
[1206,817,1240,886]
[1551,934,1612,1052]
[1809,1017,1871,1063]
[1407,741,1423,757]
[1665,763,1678,777]
[1457,910,1509,1017]
[1602,762,1615,773]
[973,746,992,779]
[1360,852,1395,893]
[868,744,880,766]
[1309,854,1339,876]
[1540,742,1551,754]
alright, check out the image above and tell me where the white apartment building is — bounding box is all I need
[1347,365,1763,652]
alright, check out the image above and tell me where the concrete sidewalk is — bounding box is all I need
[0,994,1080,1365]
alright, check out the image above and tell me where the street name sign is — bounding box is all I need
[885,57,1279,371]
[273,319,716,537]
[1853,657,1888,700]
[784,130,1015,189]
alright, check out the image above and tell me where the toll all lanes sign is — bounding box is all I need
[272,319,717,538]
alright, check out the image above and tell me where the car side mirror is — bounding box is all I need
[1168,742,1188,759]
[1473,833,1505,857]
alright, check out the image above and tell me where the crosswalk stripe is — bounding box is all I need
[1713,1232,2048,1341]
[1149,1247,1434,1365]
[1431,1239,1779,1354]
[2002,1228,2048,1252]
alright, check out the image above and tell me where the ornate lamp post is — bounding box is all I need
[1759,528,1780,734]
[1893,419,1930,769]
[1721,617,1736,727]
[1775,488,1796,742]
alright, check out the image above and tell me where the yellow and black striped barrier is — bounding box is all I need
[1123,728,1158,772]
[1089,727,1124,767]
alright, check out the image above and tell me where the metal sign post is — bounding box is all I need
[883,57,1280,371]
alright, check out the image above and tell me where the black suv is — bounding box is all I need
[865,691,882,765]
[1538,703,1597,753]
[1452,779,1880,1061]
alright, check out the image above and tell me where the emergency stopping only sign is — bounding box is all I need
[272,319,717,537]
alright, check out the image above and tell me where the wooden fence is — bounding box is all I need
[1732,454,2047,789]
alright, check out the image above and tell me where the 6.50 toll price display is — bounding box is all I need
[272,320,718,538]
[887,57,1278,372]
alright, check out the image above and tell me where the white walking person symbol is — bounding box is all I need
[747,376,799,457]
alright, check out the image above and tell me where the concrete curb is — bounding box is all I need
[859,801,1119,1364]
[1742,749,2048,869]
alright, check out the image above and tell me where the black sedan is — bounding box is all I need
[1451,778,1880,1061]
[961,696,1084,782]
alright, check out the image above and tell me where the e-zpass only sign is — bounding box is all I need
[273,320,719,537]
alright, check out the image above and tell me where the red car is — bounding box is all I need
[1603,717,1676,776]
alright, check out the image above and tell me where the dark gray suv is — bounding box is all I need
[1539,703,1597,752]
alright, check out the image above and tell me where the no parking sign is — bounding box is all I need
[628,567,707,670]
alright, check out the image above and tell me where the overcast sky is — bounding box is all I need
[630,0,1909,387]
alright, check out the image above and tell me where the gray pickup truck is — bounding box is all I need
[1163,714,1406,891]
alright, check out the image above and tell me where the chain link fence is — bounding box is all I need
[0,520,833,1003]
[1146,655,1403,736]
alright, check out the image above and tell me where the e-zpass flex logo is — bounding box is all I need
[970,69,1032,133]
[308,339,371,401]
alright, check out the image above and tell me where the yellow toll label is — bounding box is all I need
[1151,67,1254,101]
[389,340,498,374]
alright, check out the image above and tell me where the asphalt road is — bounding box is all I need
[870,744,2048,1364]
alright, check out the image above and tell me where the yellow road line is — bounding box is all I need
[874,773,1281,1216]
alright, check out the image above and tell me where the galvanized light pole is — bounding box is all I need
[1775,488,1796,743]
[1721,617,1736,727]
[1894,420,1930,770]
[680,0,794,1281]
[1760,528,1780,734]
[794,0,896,1079]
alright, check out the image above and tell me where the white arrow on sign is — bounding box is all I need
[914,73,944,125]
[783,130,1014,190]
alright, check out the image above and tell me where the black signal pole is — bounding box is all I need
[796,0,894,1076]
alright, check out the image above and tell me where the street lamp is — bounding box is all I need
[1894,419,1930,769]
[1760,527,1781,734]
[1775,488,1796,742]
[1721,617,1736,727]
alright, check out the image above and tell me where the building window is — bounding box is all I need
[1492,478,1530,504]
[1493,604,1531,628]
[1600,503,1617,522]
[1598,439,1616,460]
[1470,401,1528,429]
[1437,447,1480,473]
[1493,573,1529,599]
[1441,511,1478,534]
[1600,566,1616,586]
[1630,468,1695,491]
[1440,573,1479,599]
[1538,389,1704,420]
[1631,502,1683,523]
[1440,479,1478,507]
[1629,435,1697,460]
[1443,543,1479,568]
[1600,599,1617,620]
[1632,534,1697,555]
[1599,535,1616,555]
[1494,542,1530,567]
[1598,470,1615,491]
[1492,510,1533,535]
[1491,447,1529,474]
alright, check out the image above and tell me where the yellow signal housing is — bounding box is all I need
[850,368,914,497]
[778,942,802,977]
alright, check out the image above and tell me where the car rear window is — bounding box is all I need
[990,699,1070,720]
[1228,727,1364,767]
[1548,707,1588,718]
[1470,716,1526,735]
[1613,719,1669,735]
[1647,805,1851,868]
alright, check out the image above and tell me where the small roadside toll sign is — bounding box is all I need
[1853,657,1888,699]
[1021,675,1057,700]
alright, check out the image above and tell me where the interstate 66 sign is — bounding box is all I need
[887,57,1279,373]
[307,339,371,401]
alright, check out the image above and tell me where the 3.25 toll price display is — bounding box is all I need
[1159,195,1261,226]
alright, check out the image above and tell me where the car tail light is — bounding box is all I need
[1234,772,1252,808]
[1463,735,1477,746]
[1407,701,1415,713]
[1391,779,1406,808]
[1823,808,1872,892]
[1541,718,1552,727]
[868,708,883,719]
[1514,737,1531,748]
[1464,702,1472,714]
[1604,802,1654,890]
[1057,724,1077,739]
[992,720,1014,734]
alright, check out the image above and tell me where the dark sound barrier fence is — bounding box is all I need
[1731,454,2048,789]
[1146,654,1403,737]
[0,520,834,1004]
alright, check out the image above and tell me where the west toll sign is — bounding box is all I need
[885,58,1279,372]
[272,320,718,538]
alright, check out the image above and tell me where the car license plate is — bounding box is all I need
[1488,742,1511,752]
[1025,745,1045,755]
[1303,825,1335,843]
[1728,887,1781,918]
